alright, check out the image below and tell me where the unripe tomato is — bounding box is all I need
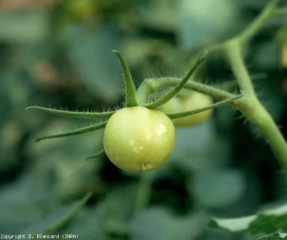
[160,91,213,126]
[103,106,175,172]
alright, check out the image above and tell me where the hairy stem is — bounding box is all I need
[225,40,287,171]
[143,52,207,109]
[137,77,239,108]
[238,0,281,44]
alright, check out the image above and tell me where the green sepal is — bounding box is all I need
[166,93,243,119]
[36,121,107,142]
[26,106,115,119]
[144,51,207,109]
[112,50,138,107]
[85,149,106,160]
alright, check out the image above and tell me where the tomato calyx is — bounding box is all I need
[26,50,243,171]
[26,50,207,142]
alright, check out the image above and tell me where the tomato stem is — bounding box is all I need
[213,0,287,172]
[143,51,207,109]
[236,0,280,45]
[225,40,287,172]
[137,77,238,107]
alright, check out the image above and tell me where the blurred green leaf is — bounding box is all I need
[191,170,246,209]
[95,182,138,221]
[177,0,242,51]
[0,173,55,234]
[170,120,232,173]
[28,121,104,201]
[252,39,281,71]
[57,208,106,240]
[139,0,177,31]
[21,192,92,236]
[209,203,287,234]
[63,23,123,103]
[129,207,207,240]
[0,11,49,43]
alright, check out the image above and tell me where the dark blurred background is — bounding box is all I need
[0,0,287,239]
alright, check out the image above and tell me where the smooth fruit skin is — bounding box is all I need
[160,91,213,127]
[103,106,175,172]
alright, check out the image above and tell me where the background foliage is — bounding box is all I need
[0,0,287,239]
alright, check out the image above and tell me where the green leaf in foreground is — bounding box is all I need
[258,233,287,240]
[21,192,92,236]
[129,207,207,240]
[208,203,287,234]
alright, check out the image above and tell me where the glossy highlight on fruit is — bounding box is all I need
[103,106,176,172]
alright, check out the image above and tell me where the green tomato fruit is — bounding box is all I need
[103,106,175,172]
[160,91,213,127]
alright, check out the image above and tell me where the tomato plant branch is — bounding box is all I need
[237,0,281,45]
[214,0,287,170]
[217,73,267,90]
[224,40,287,171]
[137,77,238,107]
[189,0,282,67]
